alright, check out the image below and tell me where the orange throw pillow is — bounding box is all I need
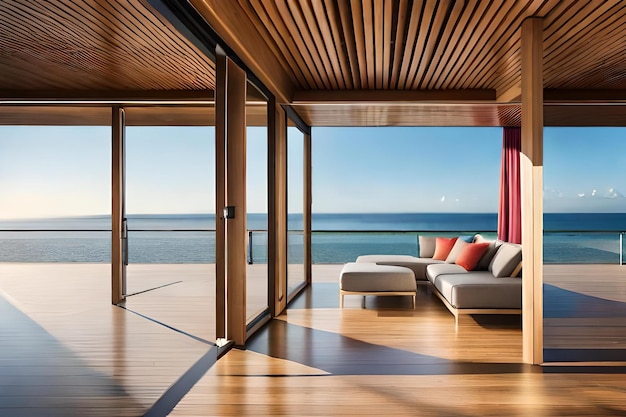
[432,237,458,261]
[455,242,491,271]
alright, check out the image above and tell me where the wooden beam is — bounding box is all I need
[520,17,544,365]
[111,106,125,305]
[497,83,522,103]
[293,89,496,103]
[268,99,288,317]
[224,56,248,346]
[0,90,214,103]
[188,0,294,103]
[544,89,626,103]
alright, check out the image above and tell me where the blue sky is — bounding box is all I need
[0,125,624,219]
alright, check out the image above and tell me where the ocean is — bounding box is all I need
[0,213,624,264]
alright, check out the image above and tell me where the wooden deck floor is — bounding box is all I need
[0,263,625,416]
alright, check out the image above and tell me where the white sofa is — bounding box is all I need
[353,234,523,323]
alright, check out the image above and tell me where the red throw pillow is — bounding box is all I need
[432,237,458,261]
[455,242,491,271]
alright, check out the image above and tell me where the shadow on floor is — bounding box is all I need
[0,295,144,417]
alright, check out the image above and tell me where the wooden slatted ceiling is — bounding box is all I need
[240,0,626,94]
[0,0,216,92]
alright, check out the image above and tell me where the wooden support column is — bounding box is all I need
[521,17,544,365]
[215,51,227,339]
[221,53,248,346]
[111,106,126,305]
[304,132,312,284]
[268,100,287,316]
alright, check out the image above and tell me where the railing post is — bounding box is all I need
[248,230,253,264]
[619,232,624,266]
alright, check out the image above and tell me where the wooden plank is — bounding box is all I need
[273,0,327,90]
[408,0,448,89]
[336,0,361,89]
[390,0,409,89]
[322,0,354,89]
[350,0,368,89]
[362,0,375,89]
[298,0,340,89]
[397,0,423,89]
[293,89,496,103]
[467,0,546,89]
[520,16,543,365]
[431,0,491,89]
[446,1,511,89]
[381,0,392,89]
[239,0,309,88]
[311,0,346,89]
[420,0,466,89]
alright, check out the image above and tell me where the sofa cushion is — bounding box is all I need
[340,262,416,292]
[426,263,468,287]
[356,254,443,281]
[433,237,458,261]
[434,273,522,309]
[445,238,469,264]
[418,235,436,258]
[489,242,522,278]
[455,242,490,271]
[473,234,503,270]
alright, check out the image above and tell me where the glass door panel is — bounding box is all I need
[246,82,269,324]
[124,123,216,342]
[287,126,306,296]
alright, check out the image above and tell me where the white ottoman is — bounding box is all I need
[339,262,417,308]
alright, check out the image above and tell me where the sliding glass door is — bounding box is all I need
[124,116,217,342]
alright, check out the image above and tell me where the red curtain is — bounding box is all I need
[498,127,522,243]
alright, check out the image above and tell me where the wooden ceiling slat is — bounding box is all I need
[274,0,328,89]
[544,3,626,89]
[362,0,375,89]
[381,0,393,89]
[397,1,424,89]
[373,0,384,89]
[0,0,215,92]
[544,0,620,57]
[464,0,545,90]
[242,0,310,88]
[389,0,409,89]
[349,0,369,89]
[406,0,439,89]
[420,0,466,90]
[545,9,626,89]
[431,0,491,89]
[411,0,453,89]
[298,0,341,89]
[310,0,345,89]
[554,46,626,90]
[320,0,353,89]
[468,0,547,96]
[336,0,362,89]
[445,1,511,89]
